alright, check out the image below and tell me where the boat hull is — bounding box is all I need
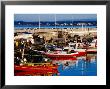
[14,64,58,76]
[45,53,78,60]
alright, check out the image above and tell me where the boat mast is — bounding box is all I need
[55,14,58,46]
[82,23,84,32]
[55,14,56,29]
[72,15,74,37]
[72,15,73,29]
[39,14,40,31]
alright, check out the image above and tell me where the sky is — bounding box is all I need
[14,14,97,22]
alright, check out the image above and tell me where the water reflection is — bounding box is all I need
[52,54,97,76]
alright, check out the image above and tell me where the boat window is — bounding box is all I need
[63,49,68,51]
[70,45,74,47]
[71,50,75,53]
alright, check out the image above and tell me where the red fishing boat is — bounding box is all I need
[45,52,78,60]
[44,48,79,60]
[14,63,58,76]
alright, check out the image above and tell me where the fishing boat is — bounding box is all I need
[14,48,59,76]
[45,52,78,60]
[44,47,79,60]
[14,63,58,76]
[44,42,97,60]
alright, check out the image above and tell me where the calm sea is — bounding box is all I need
[14,25,97,29]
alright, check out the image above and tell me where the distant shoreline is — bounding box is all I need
[14,28,97,36]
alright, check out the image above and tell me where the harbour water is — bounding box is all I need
[55,54,97,76]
